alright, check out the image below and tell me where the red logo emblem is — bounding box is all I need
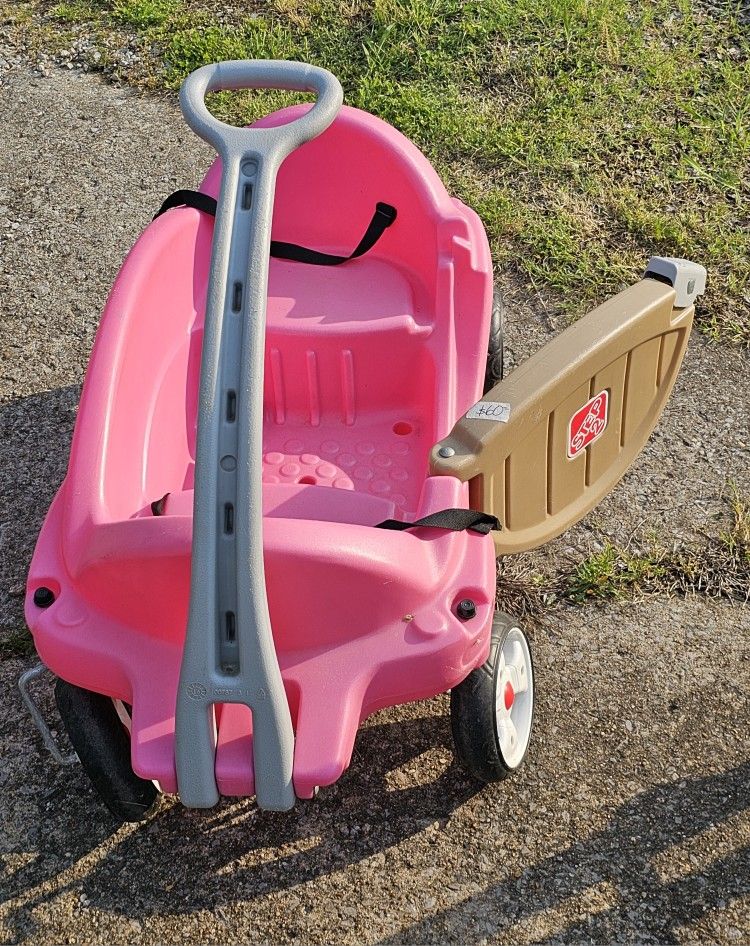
[568,390,609,459]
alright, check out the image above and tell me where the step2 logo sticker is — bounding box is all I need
[568,390,609,459]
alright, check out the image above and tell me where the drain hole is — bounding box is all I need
[242,181,253,210]
[224,611,236,643]
[393,421,413,436]
[223,503,234,534]
[298,476,317,485]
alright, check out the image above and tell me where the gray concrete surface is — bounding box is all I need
[0,55,748,945]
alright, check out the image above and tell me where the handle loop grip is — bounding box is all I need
[179,59,343,158]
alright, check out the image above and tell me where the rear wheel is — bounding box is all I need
[484,291,504,393]
[451,611,534,781]
[55,679,158,822]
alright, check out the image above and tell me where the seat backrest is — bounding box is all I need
[199,105,494,434]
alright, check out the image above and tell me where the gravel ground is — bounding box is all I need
[0,55,748,945]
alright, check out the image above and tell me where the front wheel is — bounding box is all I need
[55,680,158,822]
[450,612,534,781]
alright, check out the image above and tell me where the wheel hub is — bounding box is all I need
[503,680,514,711]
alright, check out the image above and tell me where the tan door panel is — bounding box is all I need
[430,276,695,555]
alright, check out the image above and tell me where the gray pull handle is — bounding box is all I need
[175,61,342,811]
[179,59,343,159]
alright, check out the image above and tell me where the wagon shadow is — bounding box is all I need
[377,760,750,944]
[3,709,479,936]
[6,730,749,944]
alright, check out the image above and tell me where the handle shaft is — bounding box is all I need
[175,60,342,810]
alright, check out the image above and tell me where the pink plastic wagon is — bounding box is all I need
[21,60,704,821]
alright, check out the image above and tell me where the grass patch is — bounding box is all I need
[50,2,99,20]
[561,488,750,604]
[495,489,750,620]
[564,542,667,603]
[113,0,180,28]
[0,0,748,342]
[0,628,36,660]
[721,486,750,555]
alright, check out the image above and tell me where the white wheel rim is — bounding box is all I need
[112,698,132,734]
[494,627,533,769]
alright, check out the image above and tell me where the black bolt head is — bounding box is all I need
[33,586,55,608]
[456,598,477,620]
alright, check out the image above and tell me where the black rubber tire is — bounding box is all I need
[450,611,534,782]
[483,291,504,394]
[55,679,158,822]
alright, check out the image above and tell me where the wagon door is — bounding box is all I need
[430,258,705,555]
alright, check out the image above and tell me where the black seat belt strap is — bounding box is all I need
[376,509,500,535]
[155,190,397,266]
